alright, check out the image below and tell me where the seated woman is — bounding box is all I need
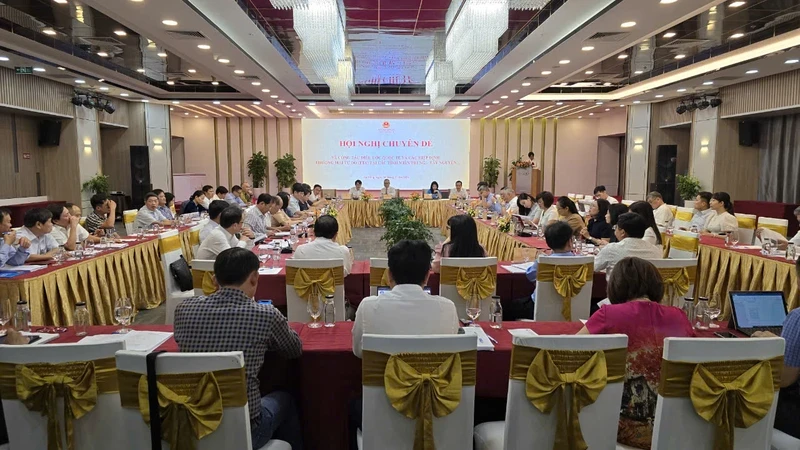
[555,196,584,236]
[701,192,738,238]
[604,203,629,244]
[433,215,486,273]
[534,191,558,228]
[580,198,612,244]
[181,190,208,215]
[578,257,694,449]
[427,181,441,199]
[630,201,663,247]
[516,193,540,223]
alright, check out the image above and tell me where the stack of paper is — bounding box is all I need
[79,330,173,352]
[501,262,534,274]
[508,328,538,338]
[258,267,282,275]
[0,265,46,273]
[461,326,495,351]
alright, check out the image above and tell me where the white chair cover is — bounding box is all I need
[668,230,699,259]
[0,341,126,450]
[621,200,635,206]
[160,230,194,325]
[189,222,204,257]
[673,206,694,230]
[533,256,594,322]
[123,209,137,235]
[474,334,629,450]
[651,337,785,450]
[756,217,791,245]
[735,213,758,245]
[771,429,800,450]
[285,258,346,323]
[368,257,389,296]
[361,334,477,450]
[439,257,498,321]
[190,259,215,296]
[645,258,697,308]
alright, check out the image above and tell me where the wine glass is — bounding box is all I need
[137,227,145,240]
[707,293,722,328]
[52,247,66,265]
[466,294,481,326]
[307,295,322,328]
[729,230,740,248]
[114,297,133,334]
[257,248,268,268]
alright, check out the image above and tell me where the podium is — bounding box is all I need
[511,167,542,195]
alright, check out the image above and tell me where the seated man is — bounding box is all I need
[287,183,310,218]
[243,194,276,242]
[133,192,173,231]
[196,206,254,259]
[174,247,303,449]
[451,180,469,200]
[0,208,30,266]
[201,184,215,209]
[526,221,580,280]
[226,185,247,207]
[352,239,459,357]
[200,200,231,242]
[380,179,397,198]
[293,215,352,275]
[152,189,174,220]
[47,204,99,251]
[240,181,253,204]
[309,184,324,203]
[688,191,714,231]
[214,186,229,201]
[83,194,117,235]
[756,206,800,250]
[348,179,366,199]
[593,185,619,204]
[16,208,59,262]
[595,212,664,280]
[647,191,674,228]
[500,188,519,215]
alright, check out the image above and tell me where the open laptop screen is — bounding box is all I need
[730,291,787,328]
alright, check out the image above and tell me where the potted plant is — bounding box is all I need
[273,154,297,190]
[81,173,110,194]
[378,198,412,223]
[380,216,433,251]
[482,156,501,189]
[247,152,268,189]
[676,174,702,208]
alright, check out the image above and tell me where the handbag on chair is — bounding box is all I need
[169,256,194,292]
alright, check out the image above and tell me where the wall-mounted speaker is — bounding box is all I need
[739,121,760,147]
[130,146,151,208]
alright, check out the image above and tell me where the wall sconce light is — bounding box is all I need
[83,137,92,146]
[633,145,644,151]
[701,139,709,146]
[154,145,164,151]
[634,138,644,145]
[700,146,709,154]
[153,138,163,145]
[83,146,92,155]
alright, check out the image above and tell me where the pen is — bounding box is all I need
[487,335,498,344]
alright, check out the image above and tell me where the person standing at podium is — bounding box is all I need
[527,151,538,169]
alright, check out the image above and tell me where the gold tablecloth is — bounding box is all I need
[0,238,165,327]
[334,205,352,246]
[343,199,453,228]
[475,220,529,261]
[180,228,195,262]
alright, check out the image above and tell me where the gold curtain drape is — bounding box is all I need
[362,350,477,450]
[509,346,627,450]
[659,357,782,450]
[440,265,497,301]
[536,263,594,320]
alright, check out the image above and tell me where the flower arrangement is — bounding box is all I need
[326,207,338,218]
[497,215,511,233]
[360,192,372,201]
[510,158,533,169]
[409,192,422,201]
[466,207,477,218]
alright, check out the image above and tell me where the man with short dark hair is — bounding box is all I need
[133,192,172,231]
[293,215,352,275]
[352,239,458,358]
[200,200,231,242]
[595,212,663,279]
[201,185,215,209]
[348,180,366,200]
[309,184,324,203]
[16,208,59,262]
[593,185,618,204]
[0,208,30,266]
[451,180,469,200]
[526,221,579,281]
[84,194,117,235]
[174,247,303,449]
[214,186,229,201]
[226,185,246,207]
[647,191,674,228]
[152,189,174,220]
[689,191,713,230]
[287,183,311,218]
[243,194,275,241]
[47,204,98,251]
[196,206,254,259]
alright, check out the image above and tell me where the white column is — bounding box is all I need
[75,106,101,214]
[690,107,719,191]
[624,104,651,201]
[145,104,172,191]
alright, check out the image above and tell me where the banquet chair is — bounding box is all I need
[285,258,345,322]
[0,341,126,450]
[673,206,694,230]
[568,193,577,202]
[621,200,635,206]
[160,230,195,325]
[360,334,477,450]
[115,351,291,450]
[439,257,498,321]
[651,337,785,450]
[180,211,200,221]
[188,222,204,258]
[668,230,699,259]
[533,256,594,322]
[123,209,137,235]
[669,205,678,219]
[735,213,758,245]
[368,257,389,296]
[646,258,697,308]
[771,429,800,450]
[191,259,216,296]
[756,217,790,244]
[473,334,628,450]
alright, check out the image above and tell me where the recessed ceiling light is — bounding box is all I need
[589,112,594,115]
[33,67,45,72]
[218,58,230,64]
[500,95,508,99]
[120,93,129,97]
[541,71,552,75]
[213,101,221,105]
[270,95,278,98]
[558,59,570,64]
[585,70,594,75]
[729,1,746,7]
[492,100,499,104]
[731,33,744,39]
[581,46,594,51]
[634,70,643,74]
[517,102,523,106]
[184,112,189,115]
[338,108,343,111]
[479,110,483,112]
[621,21,636,28]
[350,103,355,106]
[197,44,211,50]
[43,29,57,35]
[655,94,664,98]
[399,108,404,111]
[521,82,531,87]
[556,102,563,106]
[157,52,167,58]
[141,99,149,103]
[703,81,714,85]
[633,100,641,104]
[605,108,610,111]
[211,81,219,85]
[510,89,519,93]
[172,101,180,104]
[74,79,85,84]
[137,68,145,73]
[603,82,612,86]
[254,101,261,105]
[187,69,196,73]
[309,102,316,106]
[618,54,628,59]
[291,109,296,112]
[57,66,65,70]
[471,114,476,117]
[385,103,392,106]
[53,0,68,3]
[97,52,109,57]
[429,108,435,111]
[99,87,109,91]
[596,102,603,105]
[663,32,676,38]
[746,69,758,74]
[167,81,174,85]
[786,59,800,64]
[114,30,127,36]
[461,102,468,106]
[578,116,582,119]
[234,69,245,74]
[161,19,178,26]
[675,54,686,59]
[660,0,677,3]
[252,81,261,86]
[368,108,374,112]
[261,89,271,93]
[619,104,625,107]
[677,88,687,92]
[423,103,430,106]
[278,100,285,103]
[194,115,200,118]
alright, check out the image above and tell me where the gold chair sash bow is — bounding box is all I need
[670,235,699,253]
[362,350,477,450]
[118,367,247,450]
[760,222,788,237]
[509,346,626,450]
[676,210,694,222]
[191,270,217,296]
[536,263,594,320]
[369,267,391,287]
[737,217,756,230]
[159,235,182,254]
[659,357,782,450]
[440,266,497,302]
[188,229,201,247]
[285,266,344,302]
[658,266,697,306]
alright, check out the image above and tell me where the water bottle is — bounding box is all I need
[74,302,90,336]
[14,300,30,332]
[537,225,544,238]
[489,296,503,329]
[681,297,695,320]
[323,294,335,328]
[787,242,796,261]
[694,297,710,330]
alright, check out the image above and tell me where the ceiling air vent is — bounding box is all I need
[585,32,630,42]
[236,75,261,80]
[164,30,207,40]
[78,37,125,47]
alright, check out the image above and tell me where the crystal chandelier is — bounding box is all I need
[325,56,354,104]
[445,0,509,82]
[425,32,456,109]
[292,0,347,79]
[509,0,550,10]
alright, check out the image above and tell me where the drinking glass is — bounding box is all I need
[137,227,145,240]
[707,293,722,328]
[114,297,133,334]
[272,247,281,268]
[466,295,481,326]
[307,295,322,328]
[0,300,11,330]
[52,248,66,265]
[257,248,268,268]
[84,239,94,253]
[729,231,740,248]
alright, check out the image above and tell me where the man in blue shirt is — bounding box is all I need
[225,185,247,207]
[0,208,30,267]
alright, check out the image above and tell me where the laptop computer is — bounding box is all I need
[729,291,788,336]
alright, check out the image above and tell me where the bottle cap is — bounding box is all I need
[16,299,26,305]
[76,302,86,306]
[325,294,334,299]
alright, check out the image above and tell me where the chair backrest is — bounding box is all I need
[646,258,697,308]
[188,222,203,258]
[756,217,790,244]
[503,334,629,450]
[0,342,126,450]
[567,193,577,202]
[673,206,694,230]
[668,230,699,259]
[190,259,216,296]
[735,213,757,245]
[668,205,678,219]
[123,209,137,235]
[368,257,390,296]
[115,351,253,450]
[361,334,478,450]
[533,256,594,322]
[651,337,785,450]
[621,199,634,206]
[181,211,200,220]
[439,257,498,321]
[159,230,187,295]
[284,258,346,322]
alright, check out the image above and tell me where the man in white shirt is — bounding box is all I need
[688,191,714,230]
[500,188,519,215]
[309,184,324,204]
[16,208,60,262]
[647,191,674,228]
[593,185,619,204]
[213,186,228,202]
[293,215,353,275]
[451,180,469,200]
[352,239,458,358]
[47,204,98,251]
[757,206,800,250]
[201,185,215,210]
[380,179,397,198]
[595,213,664,280]
[196,206,254,260]
[287,183,310,218]
[348,180,366,199]
[199,200,230,242]
[133,192,173,231]
[243,194,277,242]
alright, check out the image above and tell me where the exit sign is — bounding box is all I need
[15,67,33,75]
